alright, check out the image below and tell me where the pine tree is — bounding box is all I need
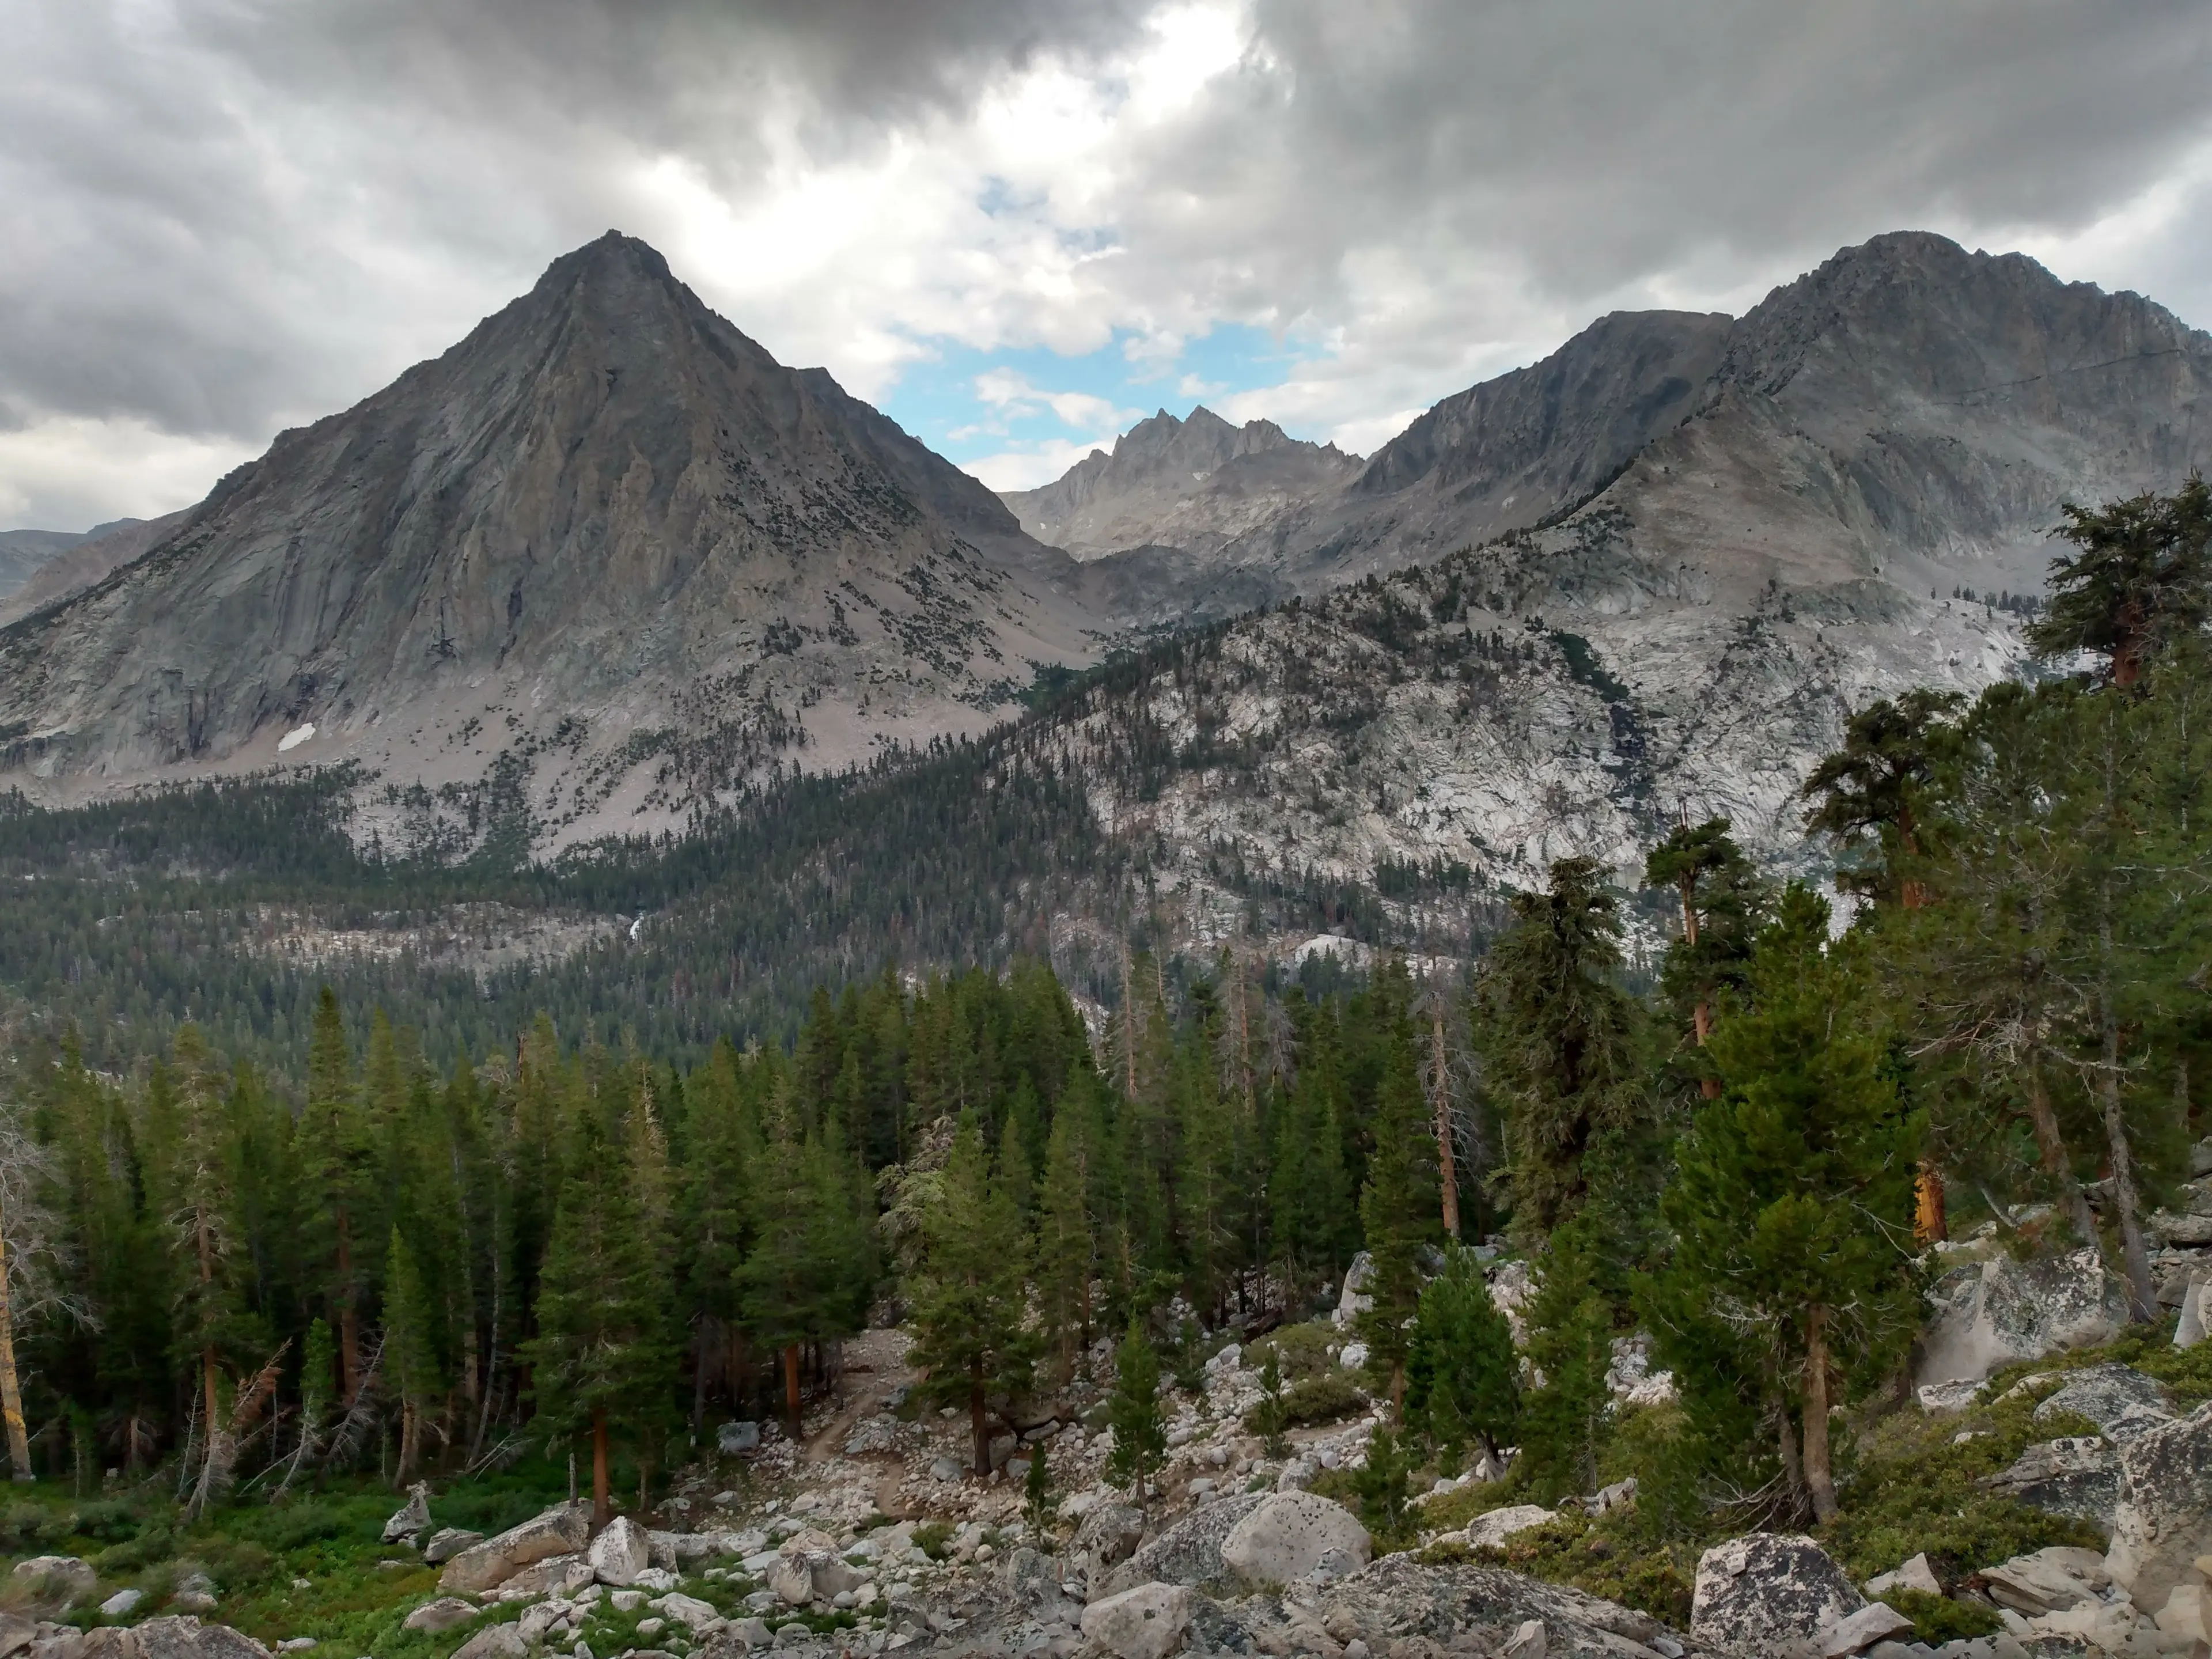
[1105,1322,1165,1504]
[906,1112,1035,1475]
[2025,473,2212,687]
[1801,690,1964,909]
[522,1099,676,1525]
[1022,1436,1057,1532]
[1472,858,1651,1241]
[384,1226,443,1482]
[1513,1219,1614,1505]
[1254,1345,1290,1459]
[1650,885,1923,1523]
[1644,817,1768,1096]
[1271,995,1353,1298]
[1355,1031,1439,1418]
[1404,1245,1518,1465]
[737,1104,874,1441]
[296,987,376,1403]
[149,1029,264,1516]
[1036,1084,1100,1373]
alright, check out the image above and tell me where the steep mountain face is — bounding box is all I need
[1001,406,1361,560]
[0,234,1100,844]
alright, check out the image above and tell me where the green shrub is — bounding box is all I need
[94,1526,175,1575]
[1242,1372,1366,1433]
[0,1505,70,1554]
[1886,1588,1999,1644]
[912,1521,954,1560]
[1248,1322,1338,1383]
[70,1502,144,1545]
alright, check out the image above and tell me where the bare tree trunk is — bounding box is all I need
[0,1202,33,1482]
[336,1215,361,1405]
[782,1343,803,1442]
[2097,968,2158,1320]
[1914,1162,1948,1245]
[1431,1006,1460,1240]
[591,1404,611,1528]
[969,1366,990,1477]
[1801,1308,1839,1524]
[2022,1056,2099,1245]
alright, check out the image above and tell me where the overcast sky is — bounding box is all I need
[5,1,2211,530]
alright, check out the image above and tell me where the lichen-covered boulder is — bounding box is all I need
[1073,1501,1147,1571]
[1465,1505,1556,1551]
[1982,1435,2123,1531]
[382,1481,432,1544]
[2032,1363,2173,1442]
[1080,1583,1192,1659]
[1105,1494,1267,1595]
[402,1600,478,1634]
[1915,1247,2130,1391]
[2107,1399,2212,1612]
[1218,1492,1371,1589]
[1691,1533,1863,1654]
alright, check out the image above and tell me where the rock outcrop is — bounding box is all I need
[2106,1399,2212,1612]
[1105,1494,1268,1594]
[438,1502,591,1595]
[1915,1248,2131,1395]
[1691,1533,1863,1654]
[1216,1491,1371,1588]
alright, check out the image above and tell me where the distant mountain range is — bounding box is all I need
[1,229,2205,897]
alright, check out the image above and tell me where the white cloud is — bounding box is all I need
[3,0,2210,525]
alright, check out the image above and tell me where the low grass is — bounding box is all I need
[0,1461,573,1657]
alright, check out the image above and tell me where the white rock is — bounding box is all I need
[1219,1493,1372,1587]
[658,1593,723,1631]
[404,1598,480,1633]
[383,1482,433,1544]
[1332,1253,1374,1330]
[1079,1583,1192,1659]
[1499,1622,1544,1659]
[1977,1546,2109,1614]
[1465,1506,1555,1550]
[2176,1279,2211,1350]
[1819,1601,1913,1657]
[440,1503,592,1596]
[99,1590,143,1619]
[589,1516,653,1586]
[2155,1582,2211,1643]
[451,1627,527,1659]
[1862,1554,1940,1601]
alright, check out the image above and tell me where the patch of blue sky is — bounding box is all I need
[876,321,1317,486]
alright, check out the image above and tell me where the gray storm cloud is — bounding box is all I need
[3,0,2210,527]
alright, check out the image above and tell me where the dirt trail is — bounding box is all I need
[803,1327,915,1467]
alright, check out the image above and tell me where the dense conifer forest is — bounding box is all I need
[0,478,2205,1574]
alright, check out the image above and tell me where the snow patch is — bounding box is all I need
[278,722,316,752]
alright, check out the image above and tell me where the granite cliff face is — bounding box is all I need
[1000,406,1360,561]
[0,234,1100,842]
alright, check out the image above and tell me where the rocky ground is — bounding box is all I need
[6,1166,2207,1659]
